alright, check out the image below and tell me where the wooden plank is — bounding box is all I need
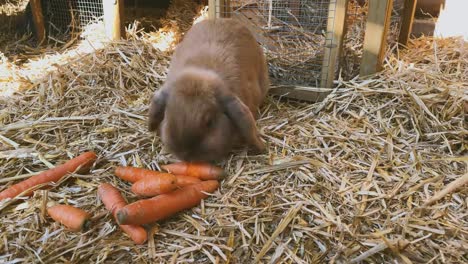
[118,0,125,38]
[208,0,216,19]
[102,0,122,40]
[360,0,394,77]
[398,0,417,46]
[320,0,349,88]
[269,86,333,102]
[30,0,46,44]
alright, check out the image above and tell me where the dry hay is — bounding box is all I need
[341,0,368,80]
[1,1,468,264]
[0,0,33,54]
[265,25,326,87]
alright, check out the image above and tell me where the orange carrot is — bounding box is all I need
[47,204,90,232]
[0,151,97,201]
[131,173,177,197]
[116,180,219,225]
[114,166,169,183]
[175,175,202,187]
[97,183,148,244]
[161,162,225,180]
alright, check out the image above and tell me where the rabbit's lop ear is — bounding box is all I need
[148,90,168,132]
[216,90,266,153]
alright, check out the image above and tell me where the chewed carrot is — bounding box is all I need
[47,204,90,232]
[116,180,219,225]
[175,175,202,187]
[0,151,97,201]
[114,166,169,183]
[131,173,177,197]
[98,183,147,244]
[161,162,225,180]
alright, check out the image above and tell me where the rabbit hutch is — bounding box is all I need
[207,0,415,102]
[24,0,417,102]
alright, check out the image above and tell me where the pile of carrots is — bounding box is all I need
[0,151,223,245]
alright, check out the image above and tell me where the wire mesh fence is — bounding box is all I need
[41,0,104,41]
[216,0,339,88]
[218,0,405,87]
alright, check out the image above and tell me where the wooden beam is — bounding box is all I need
[208,0,216,19]
[30,0,46,45]
[118,0,125,38]
[360,0,394,77]
[103,0,123,40]
[398,0,417,46]
[320,0,349,88]
[269,86,333,102]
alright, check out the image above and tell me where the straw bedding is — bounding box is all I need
[1,0,467,263]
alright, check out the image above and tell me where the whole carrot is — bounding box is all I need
[0,151,97,201]
[97,183,148,244]
[131,173,177,197]
[47,204,90,232]
[175,175,202,187]
[161,162,225,180]
[115,166,169,183]
[116,180,219,225]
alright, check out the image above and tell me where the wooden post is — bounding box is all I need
[208,0,216,19]
[360,0,394,76]
[320,0,349,88]
[118,0,125,38]
[30,0,46,44]
[398,0,417,46]
[102,0,122,40]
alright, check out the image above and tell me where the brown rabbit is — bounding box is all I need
[148,18,270,162]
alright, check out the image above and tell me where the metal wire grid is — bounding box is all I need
[42,0,104,41]
[388,0,403,46]
[217,0,338,88]
[75,0,104,30]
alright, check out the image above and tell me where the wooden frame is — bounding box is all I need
[268,86,333,103]
[30,0,46,44]
[103,0,124,40]
[208,0,216,19]
[398,0,417,46]
[320,0,349,89]
[360,0,394,77]
[209,0,231,19]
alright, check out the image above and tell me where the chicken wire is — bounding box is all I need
[41,0,104,41]
[216,0,339,88]
[217,0,405,87]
